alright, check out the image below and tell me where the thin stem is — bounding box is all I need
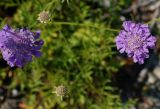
[36,0,43,8]
[52,21,120,32]
[60,96,63,101]
[146,17,160,24]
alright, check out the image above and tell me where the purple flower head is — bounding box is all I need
[0,25,44,67]
[115,21,156,64]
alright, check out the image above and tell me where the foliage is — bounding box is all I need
[0,0,136,109]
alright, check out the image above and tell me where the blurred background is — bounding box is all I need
[0,0,160,109]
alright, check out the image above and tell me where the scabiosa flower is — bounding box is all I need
[53,85,68,100]
[38,11,50,23]
[0,25,44,67]
[115,21,156,64]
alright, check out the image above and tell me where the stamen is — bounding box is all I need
[127,35,143,50]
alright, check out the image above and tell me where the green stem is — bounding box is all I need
[52,21,120,32]
[146,17,160,24]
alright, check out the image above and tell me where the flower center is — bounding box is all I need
[39,13,50,21]
[127,35,143,51]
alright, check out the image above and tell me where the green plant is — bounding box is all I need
[0,0,136,109]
